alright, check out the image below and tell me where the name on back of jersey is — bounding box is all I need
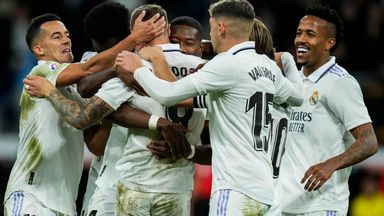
[248,66,276,83]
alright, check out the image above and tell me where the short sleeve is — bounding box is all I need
[95,77,136,110]
[272,63,293,104]
[31,62,70,86]
[327,76,371,130]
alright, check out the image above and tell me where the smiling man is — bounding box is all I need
[280,5,378,216]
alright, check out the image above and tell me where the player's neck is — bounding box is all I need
[218,37,249,53]
[148,34,169,47]
[303,54,331,77]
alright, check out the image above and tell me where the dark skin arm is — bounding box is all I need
[109,104,191,160]
[148,140,212,165]
[301,123,378,191]
[77,68,116,98]
[56,12,165,87]
[83,121,113,156]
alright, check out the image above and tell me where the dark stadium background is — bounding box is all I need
[1,0,383,215]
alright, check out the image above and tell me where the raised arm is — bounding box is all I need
[137,47,177,82]
[56,12,166,87]
[114,51,199,106]
[275,52,303,106]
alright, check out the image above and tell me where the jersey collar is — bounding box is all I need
[156,43,181,52]
[227,41,255,55]
[302,56,336,83]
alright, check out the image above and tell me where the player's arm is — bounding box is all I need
[115,52,228,106]
[276,52,303,106]
[56,12,166,87]
[77,68,116,98]
[83,121,113,156]
[273,52,303,106]
[148,141,212,165]
[109,103,192,160]
[136,47,177,81]
[24,75,115,129]
[302,123,378,192]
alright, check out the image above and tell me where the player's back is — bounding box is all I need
[116,43,206,193]
[189,41,293,205]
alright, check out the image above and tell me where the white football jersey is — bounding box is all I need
[95,124,128,189]
[281,57,371,215]
[5,61,84,215]
[134,41,301,205]
[96,43,206,193]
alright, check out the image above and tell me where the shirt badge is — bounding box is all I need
[49,63,57,71]
[309,90,319,106]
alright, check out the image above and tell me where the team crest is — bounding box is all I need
[309,90,319,106]
[49,63,57,71]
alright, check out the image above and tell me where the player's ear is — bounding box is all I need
[326,38,336,51]
[33,44,44,57]
[218,22,225,36]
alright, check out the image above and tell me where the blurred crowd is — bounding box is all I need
[0,0,383,215]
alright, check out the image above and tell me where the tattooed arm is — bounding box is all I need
[24,75,114,129]
[301,123,378,191]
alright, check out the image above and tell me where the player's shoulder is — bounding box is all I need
[31,61,69,77]
[326,63,350,79]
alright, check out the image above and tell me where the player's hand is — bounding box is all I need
[147,140,172,159]
[138,46,165,62]
[301,160,336,191]
[158,122,191,160]
[131,10,166,43]
[115,51,144,74]
[23,75,54,98]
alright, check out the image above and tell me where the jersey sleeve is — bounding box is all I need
[327,76,372,130]
[133,54,235,106]
[273,59,303,106]
[95,77,136,110]
[279,52,304,106]
[31,62,70,86]
[80,51,97,63]
[186,54,235,95]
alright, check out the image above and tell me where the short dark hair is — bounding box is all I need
[130,4,167,30]
[304,5,344,52]
[83,2,130,42]
[209,0,255,21]
[170,16,203,39]
[26,13,61,52]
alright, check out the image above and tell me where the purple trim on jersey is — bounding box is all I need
[232,47,254,55]
[314,62,337,83]
[12,191,24,216]
[216,189,230,216]
[328,65,347,77]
